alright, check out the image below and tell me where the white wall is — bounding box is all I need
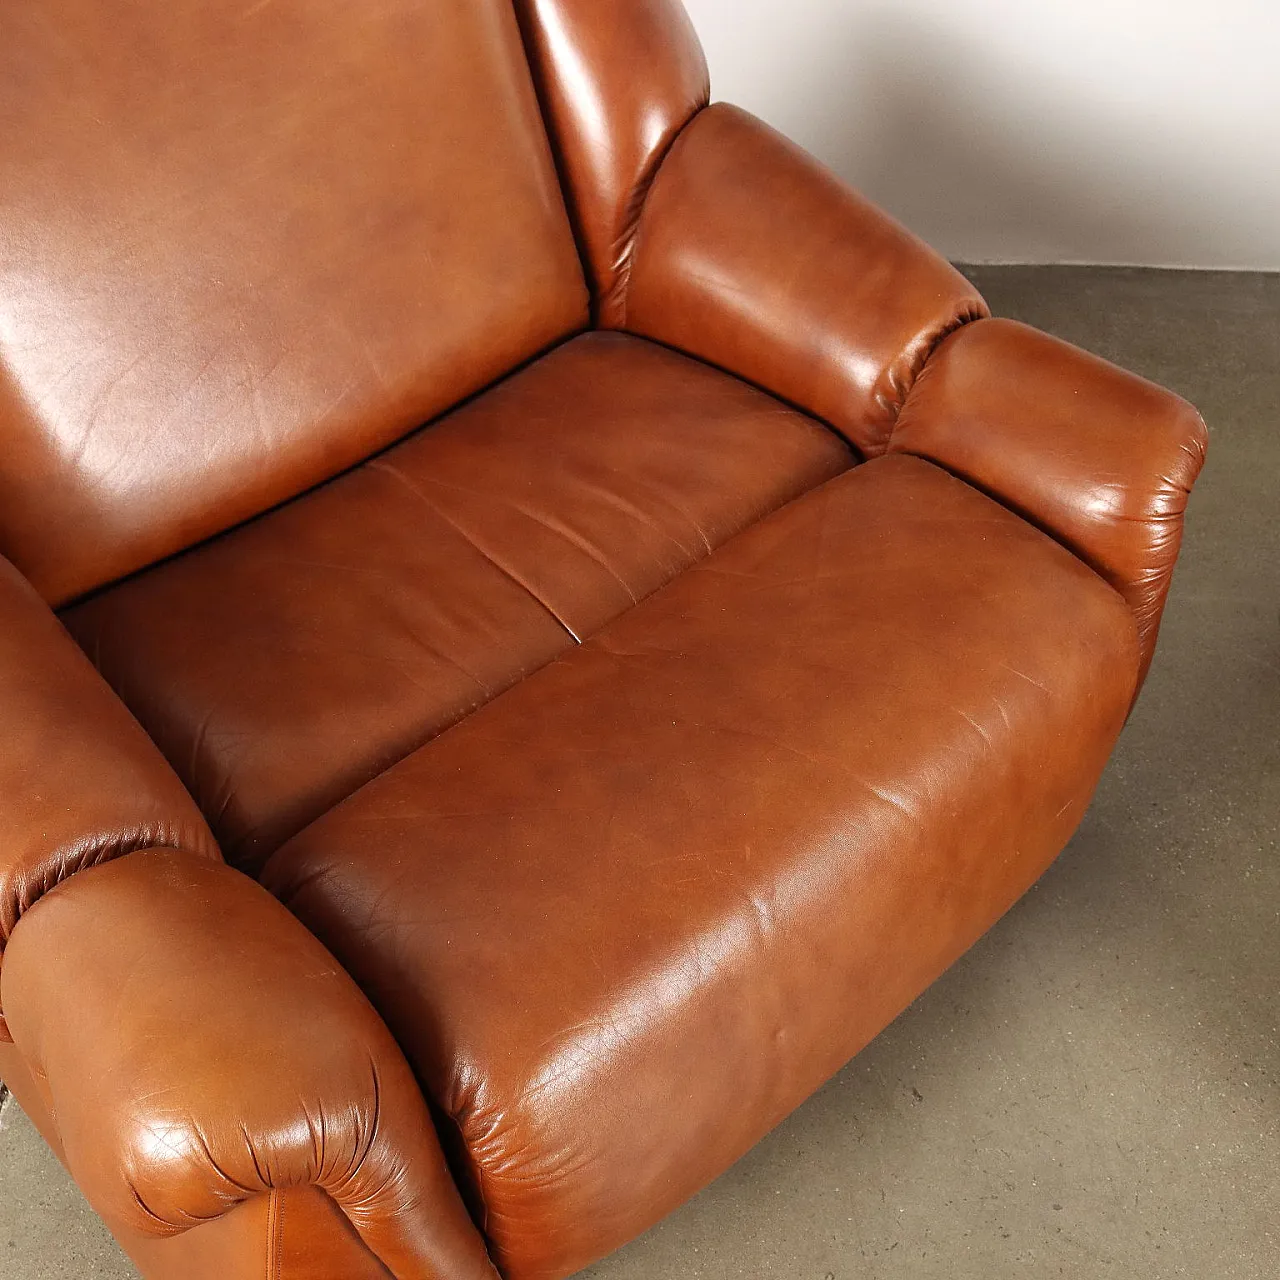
[683,0,1280,269]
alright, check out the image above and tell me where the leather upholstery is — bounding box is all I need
[0,1044,395,1279]
[254,1192,397,1280]
[0,2,1210,1277]
[0,0,586,605]
[126,1192,396,1280]
[515,0,710,324]
[624,104,990,456]
[2,849,496,1280]
[265,456,1139,1279]
[65,333,849,869]
[889,318,1209,681]
[0,554,217,1036]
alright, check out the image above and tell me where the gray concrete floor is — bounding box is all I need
[2,266,1277,1278]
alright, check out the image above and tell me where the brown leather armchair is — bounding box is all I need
[0,2,1206,1277]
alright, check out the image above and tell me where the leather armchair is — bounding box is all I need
[0,1,1206,1278]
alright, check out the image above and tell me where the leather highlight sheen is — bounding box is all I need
[514,0,710,325]
[0,2,1211,1277]
[625,104,990,457]
[0,0,586,605]
[266,456,1140,1279]
[890,318,1209,681]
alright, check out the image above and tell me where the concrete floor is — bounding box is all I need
[2,266,1277,1278]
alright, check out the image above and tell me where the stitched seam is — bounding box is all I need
[267,1190,283,1280]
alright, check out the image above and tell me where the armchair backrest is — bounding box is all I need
[0,0,591,605]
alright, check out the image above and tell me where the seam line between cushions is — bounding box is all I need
[365,459,582,643]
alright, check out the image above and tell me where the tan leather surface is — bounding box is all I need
[0,5,1212,1278]
[1,849,497,1280]
[889,317,1209,685]
[0,556,216,1036]
[265,455,1140,1280]
[3,964,393,1280]
[0,1057,390,1280]
[0,1042,64,1160]
[65,333,850,869]
[515,0,709,324]
[122,1190,396,1280]
[266,1190,396,1280]
[625,104,989,457]
[0,0,586,606]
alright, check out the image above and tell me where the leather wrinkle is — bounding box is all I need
[611,101,710,328]
[62,332,850,868]
[0,4,1209,1275]
[885,298,990,424]
[366,459,585,643]
[263,455,1142,1279]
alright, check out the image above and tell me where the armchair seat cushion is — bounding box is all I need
[63,333,850,868]
[262,454,1140,1280]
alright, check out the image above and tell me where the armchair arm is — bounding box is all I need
[0,554,218,985]
[623,103,989,457]
[0,555,494,1274]
[1,849,497,1279]
[888,318,1209,684]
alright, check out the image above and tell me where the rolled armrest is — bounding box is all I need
[1,849,497,1279]
[624,103,988,457]
[889,318,1208,684]
[0,555,217,1029]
